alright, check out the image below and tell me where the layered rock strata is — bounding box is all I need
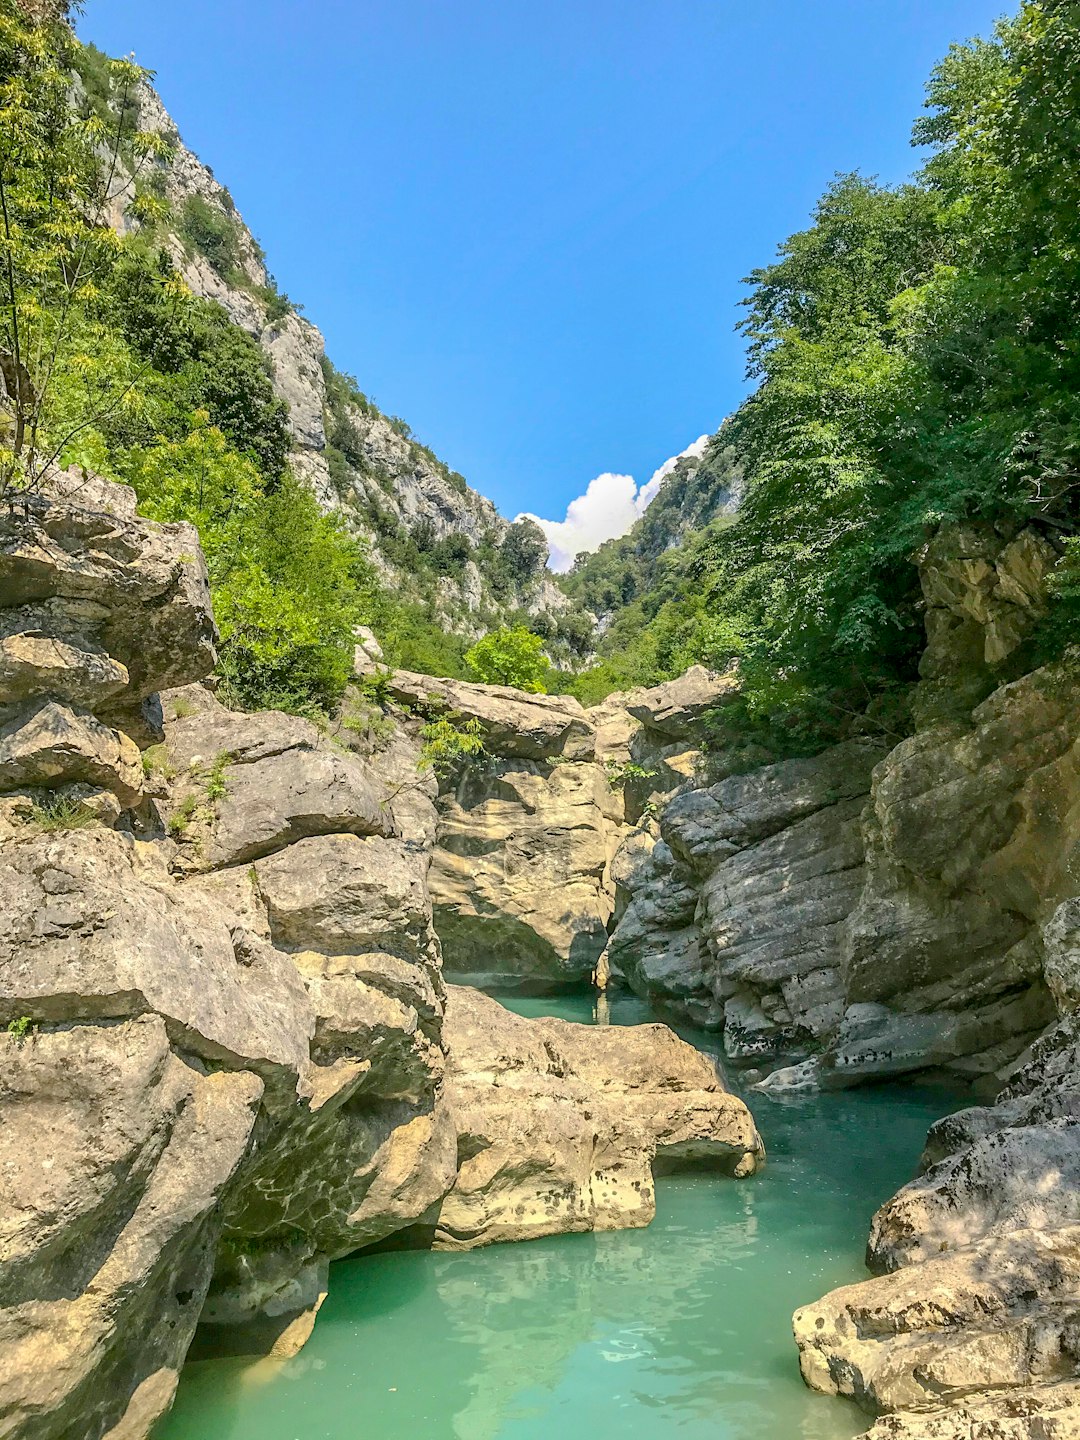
[0,472,762,1440]
[390,670,629,988]
[608,526,1075,1090]
[796,1014,1080,1438]
[789,523,1080,1437]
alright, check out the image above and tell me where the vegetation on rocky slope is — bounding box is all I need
[0,7,378,715]
[564,0,1080,746]
[5,0,1079,741]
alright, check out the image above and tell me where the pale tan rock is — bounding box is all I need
[434,987,763,1249]
[627,664,739,739]
[857,1383,1080,1439]
[1,471,216,701]
[254,832,437,965]
[0,1018,263,1440]
[389,669,596,760]
[430,757,620,984]
[0,632,128,708]
[0,699,144,806]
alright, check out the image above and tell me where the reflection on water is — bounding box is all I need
[155,991,960,1440]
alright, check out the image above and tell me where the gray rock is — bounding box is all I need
[627,665,738,739]
[254,832,437,965]
[0,632,128,709]
[206,747,395,868]
[1,470,216,701]
[1044,899,1080,1014]
[0,830,313,1106]
[0,700,144,806]
[0,1017,262,1440]
[389,670,596,760]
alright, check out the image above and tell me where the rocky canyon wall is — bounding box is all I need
[606,523,1077,1100]
[0,471,761,1440]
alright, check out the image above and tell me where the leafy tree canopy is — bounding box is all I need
[466,625,549,692]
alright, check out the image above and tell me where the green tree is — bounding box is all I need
[466,625,549,692]
[500,518,548,583]
[0,7,170,493]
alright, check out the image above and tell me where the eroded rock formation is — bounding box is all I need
[388,670,631,988]
[607,526,1077,1095]
[434,986,763,1248]
[0,472,762,1440]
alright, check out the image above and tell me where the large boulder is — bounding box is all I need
[795,1018,1080,1432]
[829,663,1077,1085]
[0,699,144,806]
[0,469,216,707]
[387,670,595,760]
[160,687,395,868]
[0,829,312,1106]
[627,665,738,740]
[433,987,764,1248]
[0,1017,262,1440]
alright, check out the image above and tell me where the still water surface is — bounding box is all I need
[156,991,959,1440]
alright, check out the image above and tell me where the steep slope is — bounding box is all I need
[75,44,572,666]
[556,432,743,693]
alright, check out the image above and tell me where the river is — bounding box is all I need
[156,990,960,1440]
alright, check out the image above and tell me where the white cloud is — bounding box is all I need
[518,434,711,573]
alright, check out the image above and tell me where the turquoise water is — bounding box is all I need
[156,992,959,1440]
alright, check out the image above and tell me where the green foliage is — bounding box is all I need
[27,791,96,833]
[378,602,470,680]
[6,1016,32,1043]
[178,194,245,285]
[567,4,1080,734]
[0,11,171,493]
[466,626,549,692]
[205,751,232,802]
[0,15,371,717]
[605,760,657,788]
[167,792,198,838]
[500,519,548,583]
[419,713,487,778]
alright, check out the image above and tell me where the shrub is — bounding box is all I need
[466,626,549,692]
[419,714,487,778]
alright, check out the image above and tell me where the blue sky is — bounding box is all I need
[79,0,1007,548]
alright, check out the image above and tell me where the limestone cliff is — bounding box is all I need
[105,70,568,643]
[605,524,1075,1096]
[0,470,761,1440]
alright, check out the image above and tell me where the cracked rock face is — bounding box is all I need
[796,1018,1080,1435]
[1,472,767,1440]
[397,671,632,988]
[609,739,884,1057]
